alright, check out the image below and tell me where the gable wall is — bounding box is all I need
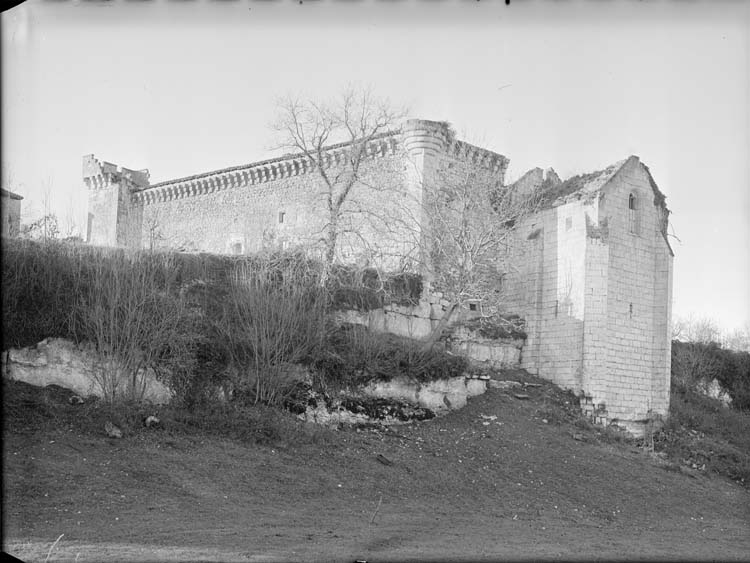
[598,160,672,423]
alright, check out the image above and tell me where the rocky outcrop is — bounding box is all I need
[296,371,491,428]
[2,338,171,403]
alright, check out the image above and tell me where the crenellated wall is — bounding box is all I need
[85,120,508,272]
[83,155,150,247]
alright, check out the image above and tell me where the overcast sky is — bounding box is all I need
[2,0,749,332]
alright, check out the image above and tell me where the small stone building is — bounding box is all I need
[503,159,673,433]
[1,187,23,237]
[83,119,673,433]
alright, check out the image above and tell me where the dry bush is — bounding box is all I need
[327,265,423,312]
[672,340,750,410]
[315,323,468,388]
[70,250,189,402]
[657,382,750,485]
[212,251,329,406]
[2,238,81,348]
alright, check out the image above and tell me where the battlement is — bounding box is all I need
[402,119,508,174]
[83,154,150,191]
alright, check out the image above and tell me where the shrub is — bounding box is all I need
[2,238,81,348]
[328,265,422,312]
[315,324,468,388]
[672,340,750,411]
[454,314,528,340]
[210,252,328,407]
[69,251,189,402]
[658,380,750,485]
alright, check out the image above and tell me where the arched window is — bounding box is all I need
[628,193,639,234]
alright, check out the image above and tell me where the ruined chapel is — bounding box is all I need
[83,118,674,434]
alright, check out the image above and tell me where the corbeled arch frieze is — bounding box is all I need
[131,133,403,206]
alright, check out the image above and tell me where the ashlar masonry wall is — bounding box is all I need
[139,146,421,266]
[595,158,673,427]
[503,157,673,433]
[503,198,594,393]
[85,120,507,274]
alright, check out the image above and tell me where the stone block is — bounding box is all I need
[465,379,487,397]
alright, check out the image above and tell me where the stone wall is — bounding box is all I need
[503,200,592,392]
[1,190,22,237]
[85,120,509,273]
[139,146,420,267]
[597,158,673,428]
[84,155,150,248]
[338,295,524,369]
[501,157,673,434]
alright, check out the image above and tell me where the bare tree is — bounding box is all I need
[672,315,722,344]
[272,86,406,282]
[421,161,543,348]
[21,176,60,241]
[145,208,166,252]
[723,324,750,353]
[62,194,83,240]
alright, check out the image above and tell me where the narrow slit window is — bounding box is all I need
[628,194,639,234]
[278,211,286,224]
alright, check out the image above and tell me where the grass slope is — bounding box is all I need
[3,376,750,562]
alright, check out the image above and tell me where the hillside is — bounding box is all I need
[3,376,750,562]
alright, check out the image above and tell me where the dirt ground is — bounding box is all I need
[3,378,749,562]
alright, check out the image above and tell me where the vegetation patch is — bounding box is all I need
[671,339,750,410]
[327,265,422,312]
[648,382,750,486]
[314,324,467,388]
[454,314,527,340]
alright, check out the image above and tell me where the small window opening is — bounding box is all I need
[278,211,286,224]
[629,302,633,318]
[565,216,573,231]
[469,303,477,311]
[555,300,559,318]
[628,194,639,234]
[231,242,242,255]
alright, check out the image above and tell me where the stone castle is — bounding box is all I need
[83,119,673,433]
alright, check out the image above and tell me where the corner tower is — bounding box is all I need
[84,155,149,248]
[399,119,453,279]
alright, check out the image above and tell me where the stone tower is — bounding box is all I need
[83,155,149,247]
